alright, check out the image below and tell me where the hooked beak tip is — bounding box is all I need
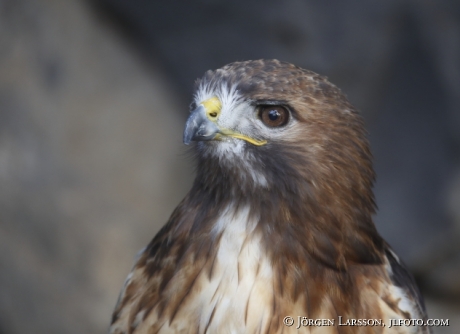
[183,105,219,145]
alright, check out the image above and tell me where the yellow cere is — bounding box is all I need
[201,97,222,120]
[201,96,267,146]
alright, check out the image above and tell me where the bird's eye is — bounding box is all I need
[259,106,289,127]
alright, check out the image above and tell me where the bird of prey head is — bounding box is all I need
[110,60,430,334]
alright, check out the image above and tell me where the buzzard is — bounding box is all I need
[110,60,429,333]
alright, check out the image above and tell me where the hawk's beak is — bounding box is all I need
[183,105,219,145]
[183,98,268,146]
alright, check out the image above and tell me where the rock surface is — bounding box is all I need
[0,1,192,332]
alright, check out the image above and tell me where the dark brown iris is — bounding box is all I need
[259,106,289,127]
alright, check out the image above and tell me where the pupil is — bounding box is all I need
[268,109,280,121]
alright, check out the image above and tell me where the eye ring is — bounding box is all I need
[258,105,290,127]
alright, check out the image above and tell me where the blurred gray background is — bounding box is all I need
[1,0,459,333]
